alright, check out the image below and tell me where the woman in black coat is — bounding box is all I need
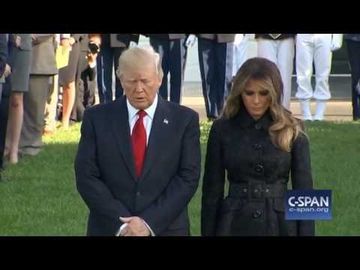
[201,57,314,236]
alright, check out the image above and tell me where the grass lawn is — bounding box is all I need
[0,121,359,236]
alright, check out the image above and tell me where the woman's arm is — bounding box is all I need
[291,132,315,236]
[201,120,226,236]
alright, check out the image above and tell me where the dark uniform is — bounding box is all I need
[71,34,97,122]
[197,34,235,120]
[201,106,315,236]
[0,34,9,174]
[97,34,139,103]
[344,34,360,120]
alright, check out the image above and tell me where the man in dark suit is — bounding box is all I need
[75,45,201,236]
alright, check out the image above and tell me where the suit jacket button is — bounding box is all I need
[136,191,141,196]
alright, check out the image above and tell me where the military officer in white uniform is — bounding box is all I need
[232,34,257,76]
[295,34,343,121]
[256,34,295,110]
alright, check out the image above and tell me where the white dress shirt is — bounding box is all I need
[116,94,159,236]
[127,94,158,144]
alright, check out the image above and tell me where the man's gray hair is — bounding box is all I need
[116,44,163,80]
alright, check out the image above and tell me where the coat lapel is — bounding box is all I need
[141,97,169,180]
[110,98,137,181]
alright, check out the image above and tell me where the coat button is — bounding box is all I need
[254,164,264,173]
[253,143,262,150]
[254,123,262,130]
[253,210,262,218]
[136,191,141,196]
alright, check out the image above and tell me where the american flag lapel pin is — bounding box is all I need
[163,118,169,124]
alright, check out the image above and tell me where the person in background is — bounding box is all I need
[70,33,101,122]
[5,34,32,164]
[295,34,343,121]
[43,34,61,136]
[0,34,11,179]
[148,34,191,104]
[19,34,57,156]
[344,34,360,121]
[58,34,81,129]
[232,34,256,76]
[197,34,235,121]
[96,34,139,103]
[256,34,295,110]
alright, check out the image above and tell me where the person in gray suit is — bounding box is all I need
[19,34,57,156]
[5,34,32,164]
[197,34,235,120]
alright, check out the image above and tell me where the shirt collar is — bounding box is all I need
[126,94,158,121]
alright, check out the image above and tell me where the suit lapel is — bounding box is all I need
[141,97,169,180]
[110,98,137,181]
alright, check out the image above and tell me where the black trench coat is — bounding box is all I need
[201,107,315,236]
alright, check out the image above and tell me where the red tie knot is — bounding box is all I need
[137,110,147,120]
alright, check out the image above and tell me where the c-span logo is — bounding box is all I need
[285,190,332,220]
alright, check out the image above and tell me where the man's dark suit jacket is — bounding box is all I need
[75,95,201,236]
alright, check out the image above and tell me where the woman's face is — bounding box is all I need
[241,79,271,120]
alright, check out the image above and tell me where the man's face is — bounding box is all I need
[121,63,161,110]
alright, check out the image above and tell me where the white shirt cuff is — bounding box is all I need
[115,223,128,237]
[142,219,155,236]
[115,218,155,236]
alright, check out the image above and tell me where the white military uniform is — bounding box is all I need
[257,34,295,110]
[232,34,257,76]
[295,34,343,120]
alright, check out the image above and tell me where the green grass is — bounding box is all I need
[0,121,359,236]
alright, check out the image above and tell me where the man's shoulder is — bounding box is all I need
[163,100,198,119]
[84,99,124,118]
[84,103,109,116]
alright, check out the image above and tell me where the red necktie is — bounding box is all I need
[131,110,147,178]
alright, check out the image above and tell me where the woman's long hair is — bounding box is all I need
[223,57,304,152]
